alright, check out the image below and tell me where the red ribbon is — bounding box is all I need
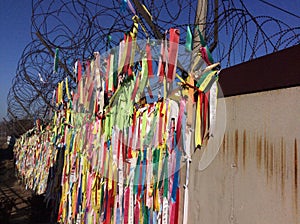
[104,189,113,224]
[174,188,180,224]
[87,81,95,103]
[57,202,63,222]
[167,28,180,82]
[134,201,140,224]
[163,100,169,138]
[127,111,136,158]
[158,38,166,82]
[176,98,186,150]
[55,87,58,104]
[158,103,164,145]
[146,43,154,78]
[94,97,98,115]
[101,142,107,175]
[121,131,126,163]
[117,130,121,167]
[123,187,130,224]
[131,72,140,100]
[136,116,141,150]
[123,34,133,75]
[200,47,212,65]
[77,59,82,84]
[105,55,111,94]
[202,91,209,140]
[147,85,154,99]
[86,60,90,78]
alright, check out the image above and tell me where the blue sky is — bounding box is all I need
[0,0,32,119]
[0,0,299,120]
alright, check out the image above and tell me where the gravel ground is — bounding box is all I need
[0,148,51,224]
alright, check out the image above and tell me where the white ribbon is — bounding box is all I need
[209,81,218,137]
[183,128,192,224]
[128,180,134,224]
[162,196,169,224]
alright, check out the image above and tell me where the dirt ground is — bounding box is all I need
[0,148,51,224]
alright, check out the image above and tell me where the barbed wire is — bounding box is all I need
[7,0,300,122]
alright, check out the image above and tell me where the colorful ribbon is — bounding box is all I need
[14,24,222,224]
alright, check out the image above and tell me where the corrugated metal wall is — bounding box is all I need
[182,86,300,223]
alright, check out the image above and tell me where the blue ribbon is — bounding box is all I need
[120,0,127,12]
[171,131,181,202]
[140,148,147,198]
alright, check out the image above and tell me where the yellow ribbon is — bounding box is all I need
[65,77,71,100]
[195,94,202,147]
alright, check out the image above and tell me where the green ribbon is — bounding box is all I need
[117,91,126,130]
[142,201,148,223]
[205,45,214,64]
[53,48,59,73]
[163,151,169,198]
[100,180,105,211]
[203,73,219,93]
[185,26,192,52]
[110,102,117,129]
[104,112,110,139]
[144,109,158,147]
[107,35,112,48]
[196,25,206,47]
[124,80,134,126]
[133,151,142,194]
[196,70,211,88]
[113,49,119,89]
[141,111,148,150]
[109,53,114,92]
[158,146,167,190]
[136,58,148,101]
[152,148,160,192]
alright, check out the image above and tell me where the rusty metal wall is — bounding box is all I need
[182,86,300,224]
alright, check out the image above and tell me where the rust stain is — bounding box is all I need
[257,136,262,169]
[221,133,227,163]
[294,139,298,214]
[270,144,274,179]
[242,130,246,170]
[275,142,278,189]
[222,133,226,159]
[267,140,270,183]
[227,134,230,161]
[280,138,285,200]
[264,137,268,180]
[235,130,238,165]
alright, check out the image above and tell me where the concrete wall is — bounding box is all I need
[182,86,300,224]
